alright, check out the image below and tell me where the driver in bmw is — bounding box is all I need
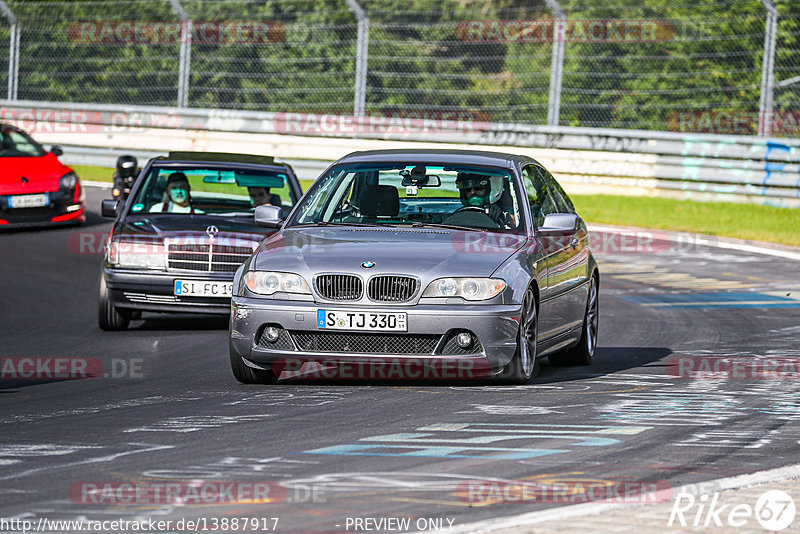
[454,173,514,228]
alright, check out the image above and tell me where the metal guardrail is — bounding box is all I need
[3,100,799,207]
[57,145,329,183]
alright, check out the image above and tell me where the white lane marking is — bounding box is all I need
[430,463,800,534]
[0,444,100,456]
[676,430,776,449]
[123,414,272,433]
[142,456,317,479]
[640,300,798,307]
[223,391,347,407]
[456,405,589,415]
[0,443,174,481]
[0,396,204,425]
[589,224,800,262]
[81,180,112,189]
[281,471,506,493]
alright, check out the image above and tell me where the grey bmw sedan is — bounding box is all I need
[229,149,598,384]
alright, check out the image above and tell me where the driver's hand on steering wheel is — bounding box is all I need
[486,204,511,228]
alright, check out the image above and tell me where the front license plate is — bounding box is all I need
[9,193,49,208]
[174,280,233,297]
[317,310,407,332]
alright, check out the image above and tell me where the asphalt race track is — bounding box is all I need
[2,185,800,533]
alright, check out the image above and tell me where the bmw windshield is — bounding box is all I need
[288,163,524,233]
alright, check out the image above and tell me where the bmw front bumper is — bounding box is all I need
[229,296,522,377]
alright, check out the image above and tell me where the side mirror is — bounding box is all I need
[50,146,64,157]
[101,199,120,218]
[254,204,283,228]
[538,213,579,234]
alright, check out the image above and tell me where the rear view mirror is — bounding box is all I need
[254,204,283,229]
[101,199,120,218]
[538,213,579,234]
[50,145,64,157]
[202,172,236,184]
[401,174,441,187]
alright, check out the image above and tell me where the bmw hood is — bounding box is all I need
[252,226,527,278]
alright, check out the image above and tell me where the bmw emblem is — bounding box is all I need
[361,261,376,269]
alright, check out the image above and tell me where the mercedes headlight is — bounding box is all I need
[243,271,311,295]
[108,239,165,270]
[422,277,506,301]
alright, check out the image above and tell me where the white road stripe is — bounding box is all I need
[640,301,800,307]
[431,463,800,533]
[589,224,800,262]
[81,180,112,189]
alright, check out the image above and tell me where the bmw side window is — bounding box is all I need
[522,165,557,227]
[542,170,576,214]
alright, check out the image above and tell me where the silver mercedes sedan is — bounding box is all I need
[229,149,598,384]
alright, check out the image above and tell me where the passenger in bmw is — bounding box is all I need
[149,172,204,214]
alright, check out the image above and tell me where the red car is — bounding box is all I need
[0,123,85,227]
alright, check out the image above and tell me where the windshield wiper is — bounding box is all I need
[391,222,476,232]
[293,221,376,227]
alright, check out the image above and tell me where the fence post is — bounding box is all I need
[344,0,368,115]
[168,0,191,108]
[545,0,565,127]
[758,0,777,137]
[0,1,18,100]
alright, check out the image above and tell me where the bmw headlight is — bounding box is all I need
[422,277,506,301]
[108,239,165,270]
[59,172,78,190]
[243,271,311,295]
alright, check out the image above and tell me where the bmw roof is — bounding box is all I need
[336,148,541,168]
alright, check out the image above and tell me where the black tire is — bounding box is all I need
[229,347,277,384]
[549,273,599,366]
[98,276,131,331]
[501,288,539,384]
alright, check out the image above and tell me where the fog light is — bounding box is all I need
[264,326,280,343]
[456,332,472,348]
[66,204,81,212]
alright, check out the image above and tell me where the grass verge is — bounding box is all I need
[73,165,800,247]
[72,165,115,182]
[570,194,800,248]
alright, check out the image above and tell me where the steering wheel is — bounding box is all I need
[442,206,500,229]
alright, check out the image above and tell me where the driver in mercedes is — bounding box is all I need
[454,172,514,228]
[149,172,204,214]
